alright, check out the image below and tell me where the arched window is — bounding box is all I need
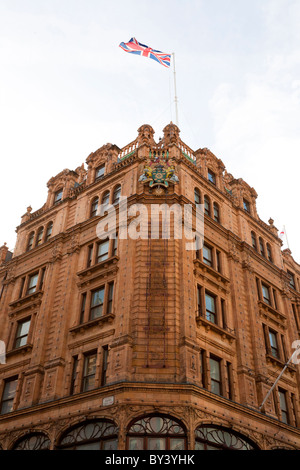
[90,197,99,218]
[251,231,257,250]
[26,232,35,252]
[45,222,53,242]
[13,432,51,450]
[102,190,110,206]
[112,185,121,205]
[259,237,265,257]
[57,420,118,450]
[35,227,44,247]
[213,202,220,223]
[204,196,211,217]
[195,425,258,450]
[266,243,273,262]
[194,188,201,205]
[127,414,186,450]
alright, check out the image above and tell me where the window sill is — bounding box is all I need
[193,259,230,286]
[196,315,235,343]
[266,353,296,372]
[9,291,43,316]
[6,343,33,358]
[69,313,115,335]
[258,301,287,326]
[77,256,119,287]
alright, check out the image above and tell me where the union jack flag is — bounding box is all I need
[119,37,171,68]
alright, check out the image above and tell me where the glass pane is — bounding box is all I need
[2,379,17,400]
[17,319,31,338]
[103,439,118,450]
[97,241,109,261]
[1,400,14,414]
[129,438,144,450]
[28,274,38,290]
[149,417,164,433]
[84,355,96,376]
[205,294,215,313]
[102,192,110,205]
[96,165,105,179]
[279,391,287,411]
[148,438,166,450]
[76,442,100,450]
[203,246,212,265]
[195,441,205,450]
[91,289,105,308]
[269,332,277,349]
[210,358,220,381]
[170,438,185,450]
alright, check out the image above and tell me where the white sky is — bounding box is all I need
[0,0,299,262]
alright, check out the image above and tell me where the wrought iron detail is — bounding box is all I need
[59,420,118,447]
[13,433,51,450]
[128,415,185,436]
[195,426,256,450]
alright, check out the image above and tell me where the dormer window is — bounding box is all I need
[95,164,105,182]
[243,199,250,212]
[54,189,63,204]
[208,169,216,185]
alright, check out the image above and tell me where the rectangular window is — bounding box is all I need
[95,164,105,181]
[208,169,216,185]
[251,232,257,250]
[101,346,108,386]
[87,245,94,267]
[287,271,296,290]
[80,293,87,324]
[90,288,105,320]
[97,239,109,263]
[203,245,213,267]
[269,330,279,358]
[226,361,233,400]
[213,204,220,222]
[70,356,78,395]
[272,289,278,310]
[216,251,221,273]
[112,236,118,257]
[19,277,25,299]
[205,292,216,324]
[197,285,202,316]
[200,350,207,389]
[14,318,31,348]
[278,389,289,424]
[82,353,97,392]
[26,273,39,296]
[292,304,300,330]
[54,189,63,204]
[243,199,250,212]
[1,377,18,414]
[107,283,114,314]
[210,357,221,395]
[262,284,270,305]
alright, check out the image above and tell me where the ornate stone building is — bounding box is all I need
[0,123,300,450]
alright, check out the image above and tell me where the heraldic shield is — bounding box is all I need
[139,151,179,191]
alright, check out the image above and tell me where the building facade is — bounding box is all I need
[0,123,300,450]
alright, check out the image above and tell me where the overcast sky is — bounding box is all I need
[0,0,299,262]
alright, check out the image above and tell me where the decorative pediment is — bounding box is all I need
[86,143,120,168]
[137,124,156,147]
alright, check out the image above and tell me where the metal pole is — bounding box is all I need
[172,53,179,126]
[259,348,299,411]
[284,225,290,250]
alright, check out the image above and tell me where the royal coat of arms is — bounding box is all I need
[139,151,179,194]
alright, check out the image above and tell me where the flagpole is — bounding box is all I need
[172,53,179,126]
[284,225,290,249]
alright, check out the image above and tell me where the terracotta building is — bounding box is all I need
[0,123,300,450]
